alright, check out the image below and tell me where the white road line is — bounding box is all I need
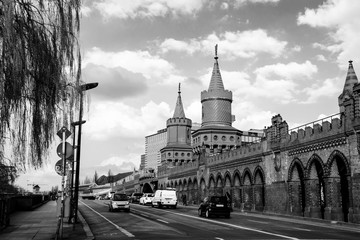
[157,219,169,224]
[247,220,269,224]
[81,201,135,238]
[215,237,224,240]
[292,227,311,232]
[140,213,149,218]
[160,209,300,240]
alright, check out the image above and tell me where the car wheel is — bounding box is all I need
[198,209,202,217]
[205,209,210,218]
[225,214,230,218]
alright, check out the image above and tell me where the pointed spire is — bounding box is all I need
[208,44,224,91]
[342,60,358,94]
[173,83,186,118]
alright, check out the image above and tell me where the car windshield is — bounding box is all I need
[113,194,128,201]
[210,196,227,204]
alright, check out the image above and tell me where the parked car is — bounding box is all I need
[198,196,231,218]
[130,192,143,203]
[109,193,130,212]
[139,193,154,205]
[152,189,177,208]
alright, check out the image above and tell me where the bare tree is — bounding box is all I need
[0,0,82,178]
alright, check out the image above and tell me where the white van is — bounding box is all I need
[152,189,177,208]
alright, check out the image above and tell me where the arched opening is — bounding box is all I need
[200,178,206,201]
[243,170,252,211]
[215,174,223,195]
[328,152,351,222]
[142,183,153,193]
[288,160,305,216]
[307,156,326,219]
[233,171,241,209]
[209,176,215,196]
[254,167,265,212]
[193,178,199,204]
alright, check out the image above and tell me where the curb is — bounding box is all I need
[78,210,94,240]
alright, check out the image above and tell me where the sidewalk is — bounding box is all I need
[0,200,93,240]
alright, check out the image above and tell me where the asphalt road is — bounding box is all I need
[78,199,360,240]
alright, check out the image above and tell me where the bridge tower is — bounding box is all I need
[192,45,242,155]
[160,84,193,167]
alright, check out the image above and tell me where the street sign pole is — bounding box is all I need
[60,129,66,239]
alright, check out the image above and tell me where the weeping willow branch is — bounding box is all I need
[0,0,82,175]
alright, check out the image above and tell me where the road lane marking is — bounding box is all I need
[160,209,300,240]
[157,219,169,224]
[247,220,269,224]
[291,227,311,232]
[81,201,135,238]
[215,238,224,240]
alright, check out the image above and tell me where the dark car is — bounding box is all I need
[130,192,143,203]
[198,196,231,218]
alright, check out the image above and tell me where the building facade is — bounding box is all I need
[145,128,167,172]
[117,50,360,224]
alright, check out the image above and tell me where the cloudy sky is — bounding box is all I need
[16,0,360,191]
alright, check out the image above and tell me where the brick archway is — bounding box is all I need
[253,166,265,212]
[326,150,351,222]
[306,154,326,219]
[242,168,253,211]
[288,158,306,216]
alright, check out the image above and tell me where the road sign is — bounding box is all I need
[56,142,74,159]
[57,126,72,140]
[55,160,71,176]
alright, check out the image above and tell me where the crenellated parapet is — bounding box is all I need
[167,117,192,126]
[206,141,265,167]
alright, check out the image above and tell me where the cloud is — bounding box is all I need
[83,47,185,85]
[160,29,287,59]
[301,77,341,104]
[254,61,318,80]
[316,54,327,62]
[197,61,318,104]
[81,6,92,17]
[82,64,148,100]
[233,0,280,8]
[93,0,206,20]
[298,0,360,66]
[100,155,139,171]
[232,102,275,130]
[85,101,171,141]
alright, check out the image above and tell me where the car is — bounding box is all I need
[130,192,143,203]
[198,196,231,218]
[152,189,177,208]
[139,193,154,205]
[109,193,130,212]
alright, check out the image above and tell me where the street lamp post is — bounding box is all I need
[73,82,98,224]
[69,120,85,224]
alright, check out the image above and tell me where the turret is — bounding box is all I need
[339,60,358,115]
[201,44,234,127]
[160,84,193,166]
